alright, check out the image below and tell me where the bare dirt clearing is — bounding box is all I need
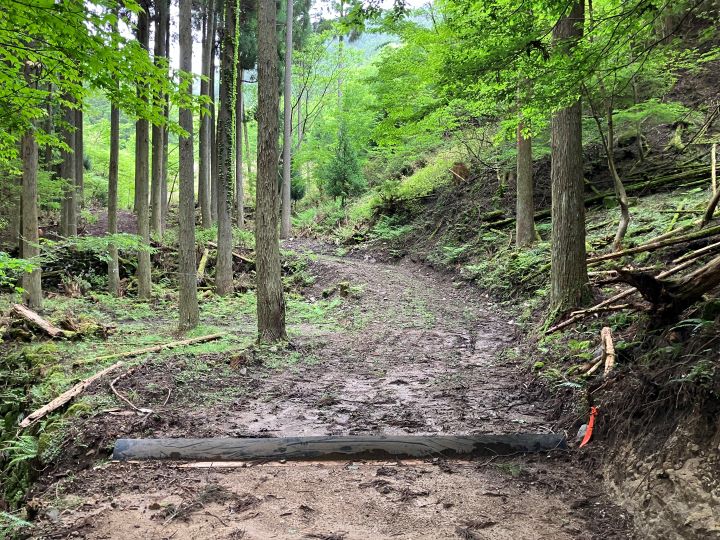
[29,246,632,539]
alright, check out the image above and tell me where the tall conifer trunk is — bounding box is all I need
[74,106,84,211]
[515,122,536,248]
[178,0,200,329]
[135,4,152,298]
[108,101,121,296]
[280,0,293,238]
[21,61,41,309]
[256,0,287,342]
[59,97,77,237]
[235,69,245,226]
[151,0,168,237]
[215,0,235,295]
[199,0,215,228]
[550,0,589,311]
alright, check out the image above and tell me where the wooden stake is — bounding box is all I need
[197,247,210,281]
[601,326,615,376]
[712,143,717,195]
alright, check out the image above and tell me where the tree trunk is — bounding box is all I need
[161,8,170,227]
[607,105,630,251]
[210,7,220,225]
[515,122,535,248]
[199,0,215,228]
[244,101,252,179]
[135,5,152,299]
[235,69,245,227]
[21,63,41,309]
[59,97,77,237]
[178,0,200,330]
[108,101,121,296]
[256,0,287,342]
[74,106,84,212]
[550,0,589,312]
[151,0,168,238]
[280,0,294,239]
[215,0,235,296]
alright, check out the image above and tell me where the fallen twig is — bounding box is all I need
[110,367,152,414]
[92,332,225,362]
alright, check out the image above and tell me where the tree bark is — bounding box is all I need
[108,102,121,296]
[21,62,41,309]
[550,0,588,312]
[235,68,245,227]
[256,0,287,342]
[178,0,200,330]
[151,0,168,238]
[135,5,152,299]
[210,6,220,225]
[280,0,294,239]
[59,97,77,237]
[606,106,630,251]
[515,122,535,248]
[74,106,84,212]
[161,9,170,228]
[215,0,235,296]
[199,0,215,228]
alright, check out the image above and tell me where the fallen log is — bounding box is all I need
[546,257,703,333]
[19,361,125,428]
[10,304,68,339]
[615,253,720,322]
[92,332,225,363]
[206,241,254,266]
[587,224,720,264]
[112,434,567,461]
[673,239,720,264]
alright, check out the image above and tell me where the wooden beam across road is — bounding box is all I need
[113,434,567,462]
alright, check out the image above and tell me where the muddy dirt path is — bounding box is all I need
[31,247,631,539]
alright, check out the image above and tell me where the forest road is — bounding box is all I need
[31,244,631,539]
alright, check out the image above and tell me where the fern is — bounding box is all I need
[3,436,38,467]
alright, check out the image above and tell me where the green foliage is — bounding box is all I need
[0,253,35,292]
[0,511,32,536]
[369,215,412,242]
[321,124,367,205]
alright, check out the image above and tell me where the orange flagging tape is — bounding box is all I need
[579,406,598,448]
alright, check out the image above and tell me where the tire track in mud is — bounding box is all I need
[222,252,551,438]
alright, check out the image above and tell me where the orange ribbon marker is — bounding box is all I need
[579,406,598,448]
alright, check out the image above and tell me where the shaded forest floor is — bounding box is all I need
[26,242,632,539]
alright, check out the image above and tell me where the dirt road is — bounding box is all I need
[30,247,631,539]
